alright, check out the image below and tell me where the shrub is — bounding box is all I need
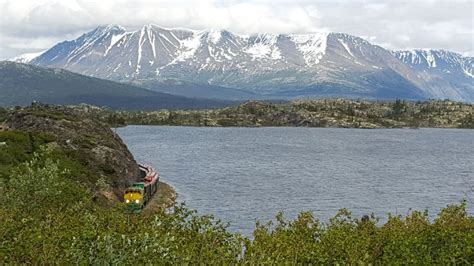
[244,205,473,264]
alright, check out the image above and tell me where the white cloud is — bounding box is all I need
[0,0,472,59]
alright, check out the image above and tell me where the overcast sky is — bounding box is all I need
[0,0,473,59]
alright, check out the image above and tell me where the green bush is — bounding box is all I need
[245,205,473,264]
[0,131,57,179]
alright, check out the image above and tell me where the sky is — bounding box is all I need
[0,0,473,59]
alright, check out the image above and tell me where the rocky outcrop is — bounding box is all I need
[5,104,140,196]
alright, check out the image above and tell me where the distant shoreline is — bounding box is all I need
[2,99,473,130]
[106,99,474,129]
[121,124,473,130]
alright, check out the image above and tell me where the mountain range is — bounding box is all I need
[12,24,474,102]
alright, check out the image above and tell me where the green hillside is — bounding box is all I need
[0,61,231,110]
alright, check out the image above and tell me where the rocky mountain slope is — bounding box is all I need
[393,50,474,101]
[18,24,474,101]
[1,103,141,198]
[0,61,231,109]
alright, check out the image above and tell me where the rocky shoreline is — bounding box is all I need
[142,181,177,214]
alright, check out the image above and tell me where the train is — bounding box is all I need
[123,164,159,213]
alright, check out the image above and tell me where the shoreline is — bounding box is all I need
[121,124,473,130]
[141,181,177,215]
[107,100,474,129]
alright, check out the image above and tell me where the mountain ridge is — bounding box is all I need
[11,24,474,102]
[0,61,232,109]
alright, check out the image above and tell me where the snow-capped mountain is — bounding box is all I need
[393,50,473,101]
[394,49,473,77]
[23,24,473,101]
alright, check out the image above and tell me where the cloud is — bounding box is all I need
[0,0,472,59]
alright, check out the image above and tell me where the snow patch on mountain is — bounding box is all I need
[246,43,281,60]
[9,51,45,63]
[339,39,354,57]
[245,34,281,60]
[425,52,437,68]
[464,68,474,78]
[289,32,328,65]
[105,33,126,56]
[395,49,439,68]
[209,30,222,44]
[176,34,201,62]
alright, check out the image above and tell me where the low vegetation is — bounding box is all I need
[105,99,474,129]
[1,150,472,264]
[0,103,473,264]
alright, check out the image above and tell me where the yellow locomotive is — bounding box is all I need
[124,164,159,213]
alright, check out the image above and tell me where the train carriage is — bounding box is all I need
[123,164,159,213]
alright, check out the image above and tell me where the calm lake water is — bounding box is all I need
[117,126,474,235]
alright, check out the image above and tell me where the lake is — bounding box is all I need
[117,126,474,236]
